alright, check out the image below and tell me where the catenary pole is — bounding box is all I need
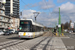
[59,8,61,36]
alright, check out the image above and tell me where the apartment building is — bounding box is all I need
[5,0,19,18]
[10,17,20,30]
[0,0,11,30]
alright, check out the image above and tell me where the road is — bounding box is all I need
[0,31,53,50]
[0,32,75,50]
[61,33,75,50]
[0,34,19,43]
[64,33,75,39]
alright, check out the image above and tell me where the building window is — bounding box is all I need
[5,18,8,22]
[0,3,3,8]
[1,10,3,14]
[1,17,3,20]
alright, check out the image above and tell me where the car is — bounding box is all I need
[4,31,12,35]
[73,30,75,32]
[15,31,19,34]
[0,30,4,35]
[9,29,15,34]
[64,29,68,32]
[68,30,73,33]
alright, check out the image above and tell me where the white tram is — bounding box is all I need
[18,19,44,38]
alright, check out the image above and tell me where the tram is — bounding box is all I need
[18,19,44,38]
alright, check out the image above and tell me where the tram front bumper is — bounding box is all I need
[19,35,33,38]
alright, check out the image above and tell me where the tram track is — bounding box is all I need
[0,40,26,50]
[31,31,54,50]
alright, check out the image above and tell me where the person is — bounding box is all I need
[53,28,56,35]
[54,28,56,32]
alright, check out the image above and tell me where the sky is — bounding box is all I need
[20,0,75,27]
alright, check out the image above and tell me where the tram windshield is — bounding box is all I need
[19,21,32,32]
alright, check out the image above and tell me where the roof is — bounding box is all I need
[20,19,44,27]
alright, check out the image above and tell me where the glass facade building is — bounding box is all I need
[5,0,19,18]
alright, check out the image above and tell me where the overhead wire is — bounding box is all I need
[43,0,56,27]
[43,0,51,12]
[21,0,31,8]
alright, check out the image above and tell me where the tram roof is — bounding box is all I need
[20,19,44,27]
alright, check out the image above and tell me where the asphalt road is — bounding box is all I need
[0,31,53,50]
[61,33,75,50]
[64,33,75,39]
[1,32,75,50]
[0,34,19,43]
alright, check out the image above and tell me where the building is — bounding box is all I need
[5,0,19,18]
[10,17,20,30]
[0,0,11,30]
[5,0,20,30]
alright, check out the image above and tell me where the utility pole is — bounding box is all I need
[58,8,61,36]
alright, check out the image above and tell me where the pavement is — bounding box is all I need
[1,37,74,50]
[0,34,19,43]
[0,32,75,50]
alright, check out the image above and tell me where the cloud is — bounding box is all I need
[57,0,66,3]
[53,2,75,23]
[21,10,58,27]
[22,9,36,19]
[25,0,55,10]
[57,0,75,3]
[37,12,58,27]
[22,2,75,27]
[38,0,55,9]
[54,2,75,13]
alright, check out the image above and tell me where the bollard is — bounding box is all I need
[56,33,58,36]
[62,33,64,36]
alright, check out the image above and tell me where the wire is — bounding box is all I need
[21,0,30,8]
[43,0,51,12]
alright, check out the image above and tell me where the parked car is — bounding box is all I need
[64,29,68,32]
[0,30,4,35]
[73,30,75,32]
[4,31,12,35]
[68,30,73,33]
[15,31,19,34]
[9,29,15,34]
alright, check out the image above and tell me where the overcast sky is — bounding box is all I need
[20,0,75,27]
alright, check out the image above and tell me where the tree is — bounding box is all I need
[64,22,69,29]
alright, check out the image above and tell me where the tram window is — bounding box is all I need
[31,25,44,32]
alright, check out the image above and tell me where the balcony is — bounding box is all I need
[2,25,4,27]
[0,26,4,28]
[0,19,10,24]
[0,7,5,10]
[0,13,5,16]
